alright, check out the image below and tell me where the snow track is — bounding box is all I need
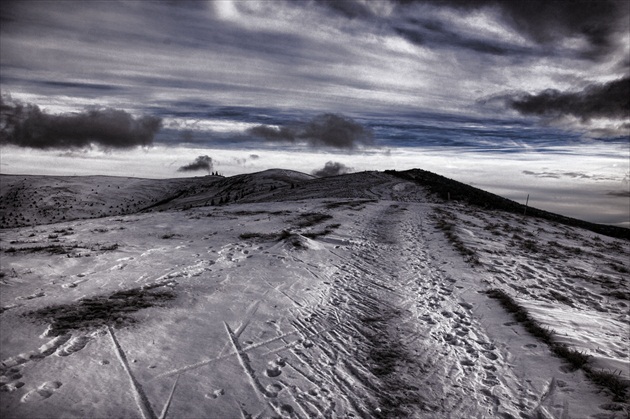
[308,202,523,418]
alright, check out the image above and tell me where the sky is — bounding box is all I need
[0,0,629,226]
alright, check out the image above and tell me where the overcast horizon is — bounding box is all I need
[0,0,629,226]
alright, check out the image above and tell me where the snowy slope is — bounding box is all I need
[0,170,628,419]
[0,174,222,229]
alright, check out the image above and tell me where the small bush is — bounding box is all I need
[277,230,292,241]
[26,285,176,335]
[98,243,119,251]
[303,230,332,239]
[324,199,375,209]
[552,345,590,370]
[239,230,293,242]
[239,232,265,240]
[586,369,629,402]
[3,244,80,255]
[296,212,333,228]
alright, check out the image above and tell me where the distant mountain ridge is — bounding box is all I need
[1,169,628,239]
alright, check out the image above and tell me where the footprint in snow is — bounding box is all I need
[483,377,500,387]
[20,381,62,403]
[264,383,283,398]
[460,359,475,367]
[56,336,91,357]
[0,368,25,392]
[280,404,294,417]
[482,351,499,361]
[205,388,225,399]
[16,292,45,301]
[266,358,286,377]
[1,380,25,392]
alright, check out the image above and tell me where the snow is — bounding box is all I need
[1,170,628,418]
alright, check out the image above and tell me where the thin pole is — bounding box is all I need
[524,194,529,216]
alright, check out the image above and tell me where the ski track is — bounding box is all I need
[302,202,523,418]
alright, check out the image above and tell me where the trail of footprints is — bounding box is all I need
[357,207,511,415]
[0,329,92,401]
[19,381,63,403]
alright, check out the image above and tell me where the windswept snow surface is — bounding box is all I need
[0,171,628,418]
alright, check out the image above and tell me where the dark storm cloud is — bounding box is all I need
[322,0,628,59]
[177,155,213,173]
[0,97,161,149]
[312,161,353,177]
[487,0,624,59]
[247,114,373,149]
[302,114,373,148]
[402,1,624,40]
[509,77,630,121]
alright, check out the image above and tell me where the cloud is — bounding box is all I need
[302,114,374,148]
[402,0,626,59]
[522,170,561,179]
[312,161,353,177]
[607,190,630,198]
[522,170,619,182]
[247,113,373,149]
[508,76,630,121]
[2,0,628,146]
[393,25,528,57]
[315,0,628,60]
[488,0,626,59]
[177,155,213,173]
[247,125,295,142]
[0,97,162,149]
[313,0,375,19]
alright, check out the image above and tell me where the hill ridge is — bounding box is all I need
[1,168,628,240]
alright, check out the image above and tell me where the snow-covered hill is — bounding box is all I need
[0,169,628,418]
[0,175,223,229]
